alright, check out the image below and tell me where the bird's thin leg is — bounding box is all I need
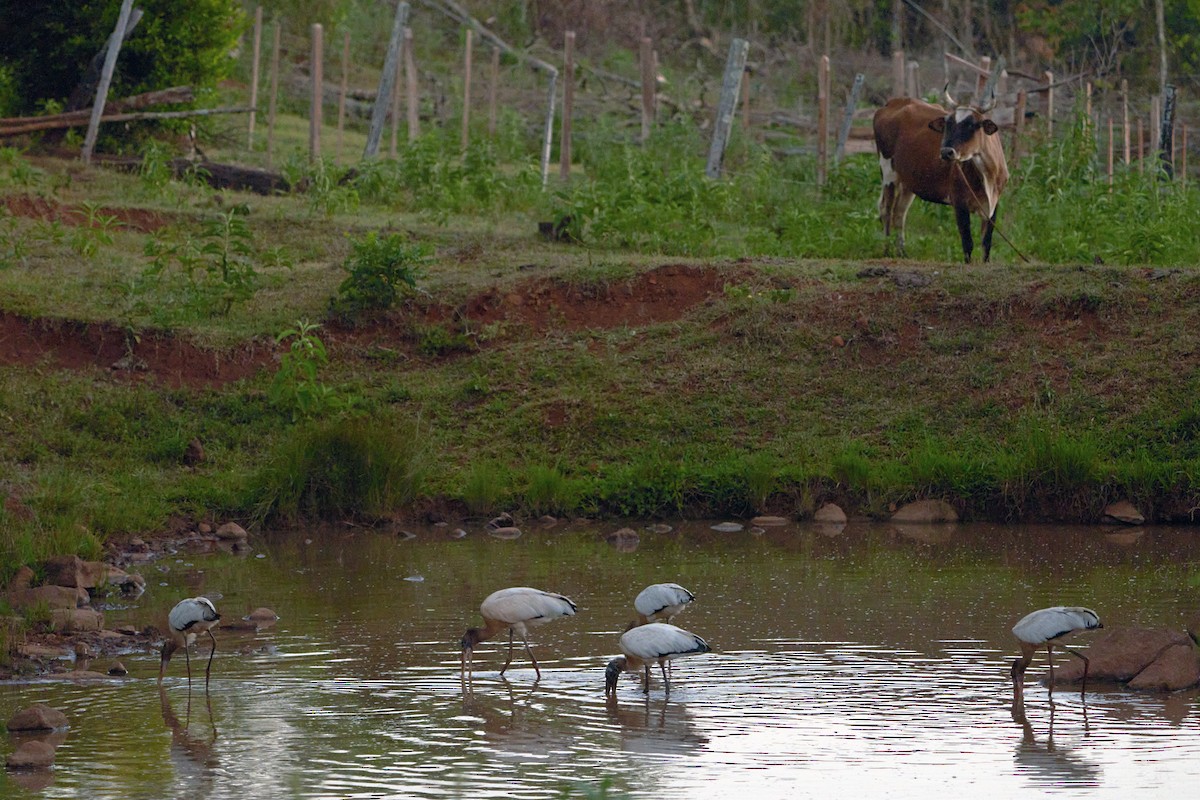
[1065,647,1090,699]
[184,640,193,686]
[205,629,217,690]
[642,664,651,694]
[1045,644,1055,692]
[660,661,671,695]
[522,634,540,680]
[500,628,515,676]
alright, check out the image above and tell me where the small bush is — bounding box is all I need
[329,232,427,322]
[253,416,427,522]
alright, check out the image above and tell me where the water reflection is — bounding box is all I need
[2,522,1200,799]
[1012,702,1102,788]
[159,686,218,783]
[603,696,709,755]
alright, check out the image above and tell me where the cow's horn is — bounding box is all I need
[978,94,996,114]
[943,84,957,108]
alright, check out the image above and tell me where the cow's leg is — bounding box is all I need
[981,206,997,262]
[955,205,974,263]
[893,187,916,258]
[878,156,899,255]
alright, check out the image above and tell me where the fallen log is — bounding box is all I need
[87,154,291,195]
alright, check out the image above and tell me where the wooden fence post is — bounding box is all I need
[389,42,402,157]
[1151,95,1161,154]
[1042,70,1053,139]
[309,23,323,161]
[461,29,473,151]
[704,37,749,179]
[488,46,500,137]
[1010,90,1026,169]
[741,68,751,130]
[906,60,919,99]
[248,6,263,150]
[364,1,409,158]
[1107,116,1114,189]
[337,32,350,163]
[892,50,905,97]
[1121,78,1130,165]
[82,0,135,165]
[975,56,990,102]
[1159,84,1176,179]
[405,27,419,142]
[266,18,281,167]
[1138,117,1144,174]
[640,37,655,142]
[560,31,575,180]
[539,71,558,188]
[816,54,829,186]
[834,73,864,164]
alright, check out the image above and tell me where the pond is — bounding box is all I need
[2,520,1199,799]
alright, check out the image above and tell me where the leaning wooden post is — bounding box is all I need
[892,50,905,97]
[1159,84,1176,179]
[248,6,264,150]
[309,23,323,161]
[1121,78,1130,165]
[560,31,575,180]
[1042,70,1053,139]
[1011,90,1026,169]
[364,1,409,158]
[337,32,350,163]
[487,46,500,137]
[266,18,281,167]
[704,37,749,180]
[81,0,135,165]
[816,54,829,186]
[834,73,864,165]
[405,27,419,142]
[539,70,558,188]
[640,36,655,142]
[460,28,473,151]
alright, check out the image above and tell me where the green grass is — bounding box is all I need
[2,113,1200,578]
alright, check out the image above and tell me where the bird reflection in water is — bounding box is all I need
[459,683,577,758]
[1010,695,1100,788]
[603,694,709,755]
[159,685,219,782]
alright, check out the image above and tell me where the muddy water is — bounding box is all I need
[2,521,1199,799]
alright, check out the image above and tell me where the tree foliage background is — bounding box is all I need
[0,0,244,115]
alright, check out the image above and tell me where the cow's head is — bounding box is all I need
[929,86,999,162]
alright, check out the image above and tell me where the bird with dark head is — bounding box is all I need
[605,622,710,696]
[1011,606,1102,700]
[460,587,577,682]
[159,596,221,689]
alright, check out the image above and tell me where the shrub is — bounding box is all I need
[328,232,427,322]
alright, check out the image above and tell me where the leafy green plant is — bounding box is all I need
[329,232,427,321]
[269,320,345,421]
[142,206,272,316]
[68,201,120,258]
[462,460,510,515]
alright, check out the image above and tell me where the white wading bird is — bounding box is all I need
[627,583,695,631]
[605,622,710,696]
[159,597,221,688]
[460,587,577,681]
[1011,606,1103,699]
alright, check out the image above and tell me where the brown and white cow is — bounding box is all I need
[872,90,1009,263]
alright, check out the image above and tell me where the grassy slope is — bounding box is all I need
[1,119,1199,579]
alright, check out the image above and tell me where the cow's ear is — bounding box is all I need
[928,117,946,133]
[982,119,999,135]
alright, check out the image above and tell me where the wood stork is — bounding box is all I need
[460,587,577,681]
[605,622,710,696]
[159,597,221,689]
[627,583,695,631]
[1011,606,1103,699]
